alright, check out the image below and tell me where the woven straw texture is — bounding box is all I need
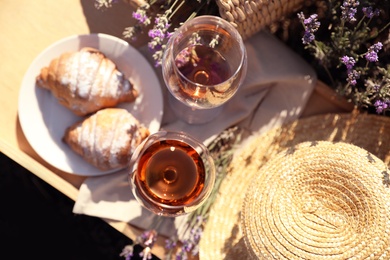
[199,112,390,259]
[216,0,305,39]
[242,141,390,259]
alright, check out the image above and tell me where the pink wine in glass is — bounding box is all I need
[176,45,231,84]
[162,15,247,124]
[136,139,206,206]
[129,131,215,216]
[174,45,232,100]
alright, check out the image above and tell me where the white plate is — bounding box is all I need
[18,34,163,176]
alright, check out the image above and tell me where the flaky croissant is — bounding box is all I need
[63,108,150,171]
[36,47,138,116]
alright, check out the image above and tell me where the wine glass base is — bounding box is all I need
[168,94,222,125]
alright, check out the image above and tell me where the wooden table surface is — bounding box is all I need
[0,0,351,258]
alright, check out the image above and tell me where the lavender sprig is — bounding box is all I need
[362,6,380,19]
[374,100,388,114]
[120,0,216,66]
[364,42,382,63]
[120,245,134,260]
[297,0,390,115]
[298,12,321,44]
[119,215,162,260]
[340,0,359,22]
[148,14,173,67]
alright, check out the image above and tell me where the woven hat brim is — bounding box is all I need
[199,112,390,259]
[242,141,390,259]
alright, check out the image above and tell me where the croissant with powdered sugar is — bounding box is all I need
[36,47,138,116]
[63,108,150,171]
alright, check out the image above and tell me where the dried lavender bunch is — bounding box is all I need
[297,0,390,115]
[95,0,219,67]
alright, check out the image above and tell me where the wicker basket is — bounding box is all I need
[125,0,305,40]
[216,0,305,39]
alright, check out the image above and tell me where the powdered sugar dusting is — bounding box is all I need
[60,52,79,95]
[106,71,123,97]
[59,50,102,99]
[89,113,98,167]
[108,111,138,167]
[108,112,126,167]
[76,51,100,99]
[55,48,133,113]
[79,119,92,158]
[82,109,140,169]
[91,58,109,97]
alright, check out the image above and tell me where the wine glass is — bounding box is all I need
[162,15,247,124]
[128,131,215,217]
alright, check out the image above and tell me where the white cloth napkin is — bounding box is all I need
[73,31,316,238]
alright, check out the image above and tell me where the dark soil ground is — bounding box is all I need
[0,153,159,260]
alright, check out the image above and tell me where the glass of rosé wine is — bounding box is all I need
[128,131,215,217]
[162,15,247,124]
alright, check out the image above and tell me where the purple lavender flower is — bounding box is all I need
[182,239,194,252]
[373,8,380,17]
[132,12,147,24]
[155,17,170,29]
[148,28,165,39]
[374,100,388,113]
[298,12,320,44]
[365,42,383,62]
[119,245,134,260]
[362,6,380,18]
[303,14,320,27]
[341,0,360,22]
[165,238,177,250]
[341,56,356,71]
[176,250,188,260]
[173,47,191,68]
[139,230,157,248]
[132,6,151,26]
[147,15,172,64]
[347,70,360,85]
[371,42,383,52]
[190,226,203,243]
[302,32,315,45]
[365,51,379,62]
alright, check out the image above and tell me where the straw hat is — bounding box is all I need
[199,112,390,259]
[242,141,390,259]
